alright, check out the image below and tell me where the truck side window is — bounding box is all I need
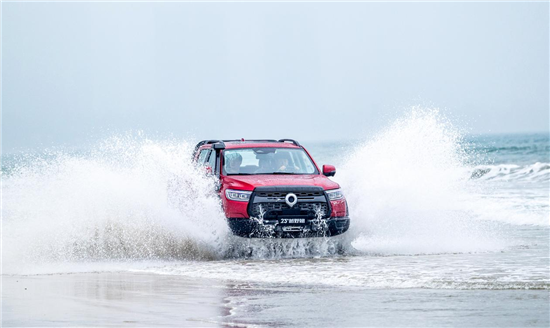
[207,150,217,170]
[197,149,210,164]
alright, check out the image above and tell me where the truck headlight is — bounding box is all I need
[225,189,252,202]
[326,188,344,200]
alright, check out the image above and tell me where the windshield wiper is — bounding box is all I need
[271,172,298,175]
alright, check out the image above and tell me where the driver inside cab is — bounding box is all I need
[273,152,299,173]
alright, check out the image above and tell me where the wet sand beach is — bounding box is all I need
[3,273,227,327]
[3,271,548,327]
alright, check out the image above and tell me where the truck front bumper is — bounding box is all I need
[227,217,350,238]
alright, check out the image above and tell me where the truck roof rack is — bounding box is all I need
[278,139,301,146]
[222,139,301,146]
[222,139,278,143]
[193,139,302,157]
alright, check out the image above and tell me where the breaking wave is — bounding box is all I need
[470,162,550,182]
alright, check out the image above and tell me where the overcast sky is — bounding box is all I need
[3,2,549,153]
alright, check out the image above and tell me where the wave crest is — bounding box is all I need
[470,162,550,182]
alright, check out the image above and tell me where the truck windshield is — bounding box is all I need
[223,148,318,175]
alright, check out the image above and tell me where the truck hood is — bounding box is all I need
[221,174,340,191]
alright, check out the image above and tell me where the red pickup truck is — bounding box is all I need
[193,139,350,238]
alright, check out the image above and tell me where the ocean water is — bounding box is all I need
[2,110,549,326]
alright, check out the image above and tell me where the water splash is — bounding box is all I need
[2,134,229,273]
[222,235,348,259]
[337,108,513,255]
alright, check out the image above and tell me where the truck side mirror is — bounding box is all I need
[323,165,336,177]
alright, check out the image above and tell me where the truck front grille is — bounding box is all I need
[249,202,329,219]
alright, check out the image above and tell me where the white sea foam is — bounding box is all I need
[133,240,550,290]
